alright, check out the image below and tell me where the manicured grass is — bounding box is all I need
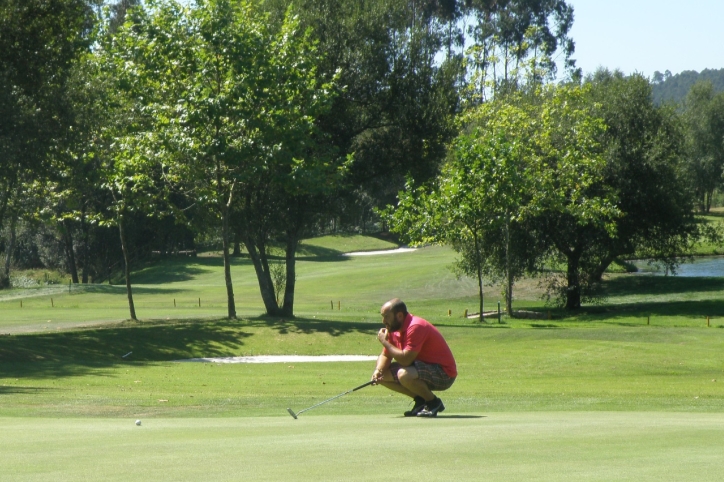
[2,234,724,480]
[1,318,723,417]
[2,414,724,482]
[297,233,399,255]
[4,237,724,332]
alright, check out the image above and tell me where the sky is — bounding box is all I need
[565,0,724,79]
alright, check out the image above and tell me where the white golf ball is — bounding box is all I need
[135,420,142,426]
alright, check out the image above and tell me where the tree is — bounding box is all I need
[682,81,724,213]
[89,4,171,319]
[578,70,698,280]
[386,85,614,314]
[462,0,577,103]
[525,85,621,310]
[41,50,112,286]
[0,0,94,287]
[107,0,339,318]
[107,0,141,33]
[262,0,462,220]
[652,68,724,105]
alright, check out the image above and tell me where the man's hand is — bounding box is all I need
[377,328,388,344]
[371,368,384,384]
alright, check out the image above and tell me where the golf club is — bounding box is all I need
[287,380,375,419]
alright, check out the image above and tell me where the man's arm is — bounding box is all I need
[372,352,392,382]
[377,328,418,366]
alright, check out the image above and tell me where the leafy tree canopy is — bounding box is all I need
[652,68,724,106]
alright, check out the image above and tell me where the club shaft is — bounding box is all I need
[296,380,374,416]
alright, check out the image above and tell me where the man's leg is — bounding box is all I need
[411,362,452,417]
[376,364,431,416]
[396,365,435,402]
[375,367,416,397]
[375,365,434,399]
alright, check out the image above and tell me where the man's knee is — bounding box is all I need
[397,367,419,385]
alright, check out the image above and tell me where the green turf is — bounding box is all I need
[2,234,724,480]
[2,414,724,482]
[2,319,723,416]
[3,238,724,332]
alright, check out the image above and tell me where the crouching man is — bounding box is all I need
[372,298,457,417]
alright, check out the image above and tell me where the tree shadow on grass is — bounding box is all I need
[296,255,350,263]
[603,275,724,297]
[591,299,724,320]
[65,284,193,296]
[0,318,252,379]
[0,316,386,380]
[131,257,256,284]
[529,275,724,323]
[246,316,379,337]
[132,251,349,285]
[295,244,344,258]
[0,386,58,395]
[544,298,724,325]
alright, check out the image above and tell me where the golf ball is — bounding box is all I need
[135,420,142,426]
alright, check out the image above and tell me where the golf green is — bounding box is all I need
[2,413,723,481]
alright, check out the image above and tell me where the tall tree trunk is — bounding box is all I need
[0,184,11,236]
[0,214,17,289]
[216,156,236,319]
[282,232,298,317]
[504,216,513,316]
[221,201,236,319]
[245,235,281,316]
[232,238,241,256]
[473,230,485,323]
[117,215,137,321]
[0,179,18,288]
[80,208,89,284]
[590,254,615,282]
[63,219,79,284]
[565,251,582,310]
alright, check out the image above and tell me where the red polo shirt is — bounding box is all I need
[384,313,457,378]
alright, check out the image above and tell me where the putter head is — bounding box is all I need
[286,408,298,419]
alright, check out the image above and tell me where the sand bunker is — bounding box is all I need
[342,247,416,256]
[178,355,378,364]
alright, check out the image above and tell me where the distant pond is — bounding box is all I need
[631,256,724,277]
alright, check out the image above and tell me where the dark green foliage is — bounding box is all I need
[586,69,698,273]
[0,0,95,286]
[682,81,724,213]
[537,70,698,309]
[0,0,94,214]
[652,68,724,105]
[263,0,461,213]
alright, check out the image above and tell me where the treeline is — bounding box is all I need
[652,68,724,105]
[1,0,723,318]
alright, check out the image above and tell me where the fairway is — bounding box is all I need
[2,236,724,480]
[2,413,724,481]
